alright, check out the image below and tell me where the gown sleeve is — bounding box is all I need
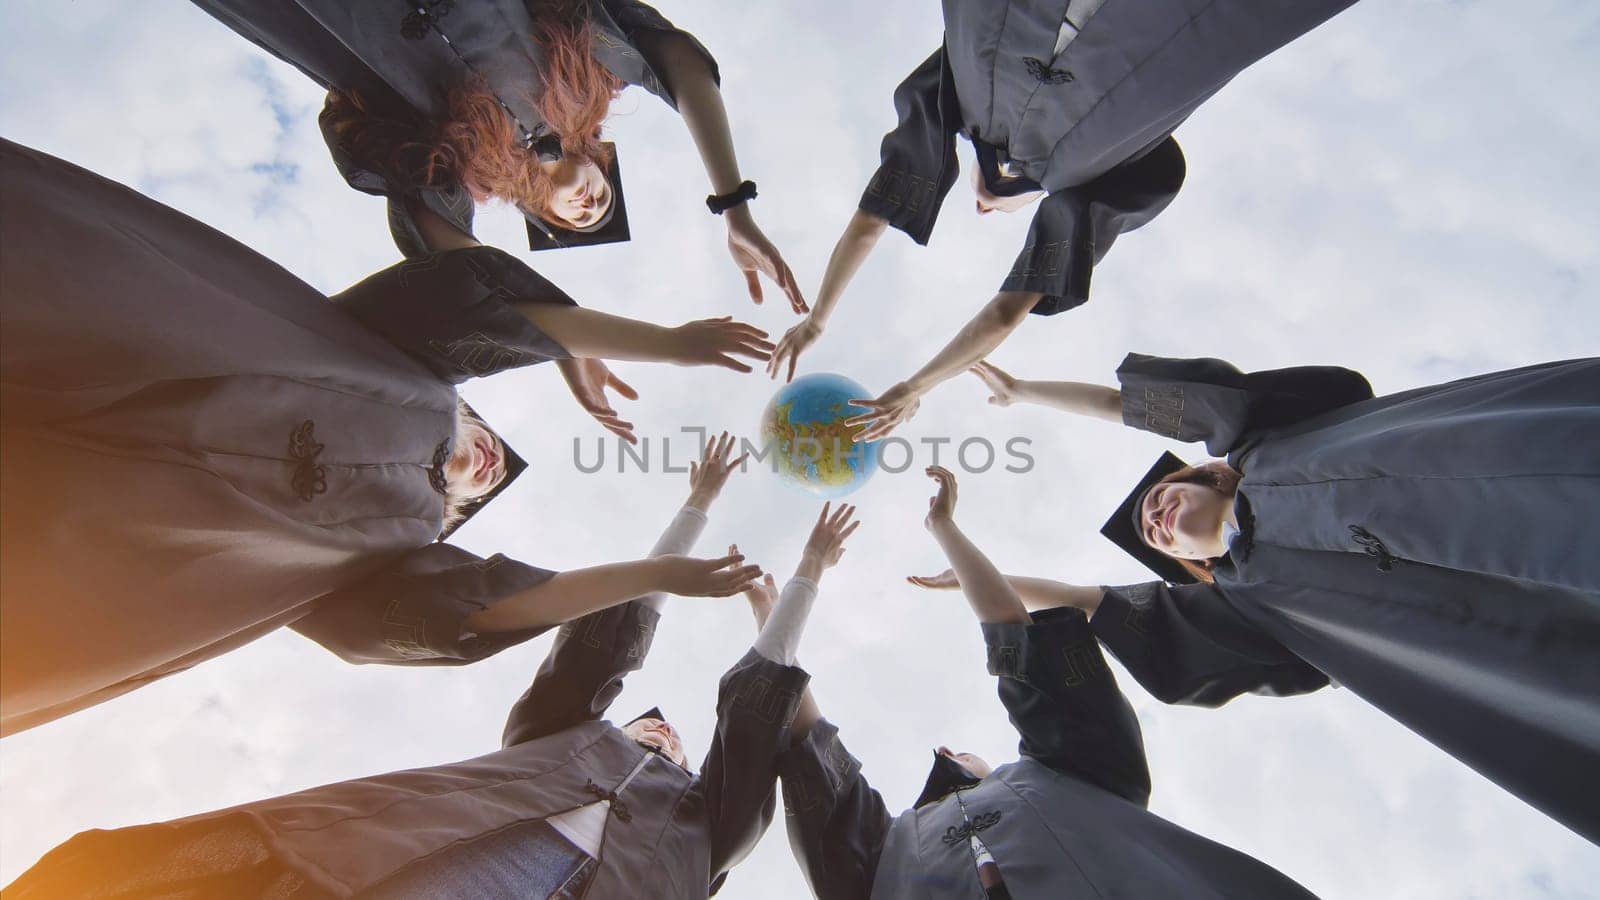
[601,0,721,107]
[858,47,963,246]
[330,246,575,383]
[291,543,556,666]
[982,607,1152,807]
[1002,137,1186,316]
[1090,581,1330,706]
[499,599,662,747]
[697,649,812,895]
[776,718,894,900]
[1116,352,1376,456]
[318,102,477,259]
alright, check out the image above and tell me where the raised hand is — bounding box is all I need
[669,316,775,373]
[845,382,923,442]
[906,568,960,590]
[924,465,958,530]
[687,431,749,510]
[656,552,763,598]
[766,316,822,383]
[558,357,640,444]
[801,501,860,574]
[738,548,778,629]
[969,360,1021,407]
[725,207,808,314]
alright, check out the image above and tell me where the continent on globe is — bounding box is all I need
[759,373,879,498]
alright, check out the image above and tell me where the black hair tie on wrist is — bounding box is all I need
[706,180,758,215]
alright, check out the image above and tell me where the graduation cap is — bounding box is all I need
[523,145,632,251]
[1099,451,1198,585]
[913,750,985,809]
[437,402,528,542]
[623,706,666,727]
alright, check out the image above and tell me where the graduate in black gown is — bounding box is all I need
[6,437,848,899]
[190,0,803,444]
[188,0,804,306]
[765,0,1357,440]
[0,139,772,735]
[910,354,1600,842]
[777,468,1317,899]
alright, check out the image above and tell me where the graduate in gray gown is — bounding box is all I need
[766,0,1357,438]
[779,468,1317,899]
[928,354,1600,842]
[6,439,856,899]
[188,0,805,310]
[0,140,773,735]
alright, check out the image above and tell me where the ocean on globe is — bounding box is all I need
[759,373,879,498]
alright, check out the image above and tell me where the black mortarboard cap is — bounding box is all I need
[1099,451,1197,585]
[913,751,985,809]
[437,402,528,541]
[624,706,666,727]
[524,145,632,251]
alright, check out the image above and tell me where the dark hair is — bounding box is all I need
[1148,461,1242,584]
[320,0,620,219]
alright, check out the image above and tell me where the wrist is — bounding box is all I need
[795,554,825,584]
[685,491,716,512]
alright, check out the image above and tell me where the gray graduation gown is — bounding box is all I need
[864,0,1354,313]
[0,139,574,735]
[189,0,718,256]
[1092,353,1600,842]
[5,597,808,899]
[778,609,1317,898]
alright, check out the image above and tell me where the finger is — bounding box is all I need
[731,338,778,356]
[729,452,750,469]
[829,503,853,528]
[690,461,699,480]
[607,422,638,444]
[714,355,755,373]
[721,322,772,340]
[778,265,809,314]
[607,372,640,401]
[838,519,861,543]
[764,573,777,588]
[816,502,831,527]
[786,348,798,384]
[704,435,716,461]
[721,565,764,583]
[707,553,746,569]
[718,431,734,461]
[744,269,763,304]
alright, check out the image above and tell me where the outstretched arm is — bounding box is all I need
[766,210,889,382]
[517,306,773,373]
[847,291,1041,442]
[909,569,1104,617]
[969,360,1122,423]
[920,467,1031,625]
[639,29,806,313]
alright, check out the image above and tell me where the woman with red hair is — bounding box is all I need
[911,354,1600,844]
[192,0,801,306]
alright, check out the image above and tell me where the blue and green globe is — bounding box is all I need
[760,373,879,498]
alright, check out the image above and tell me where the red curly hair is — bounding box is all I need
[1152,461,1243,584]
[322,0,621,220]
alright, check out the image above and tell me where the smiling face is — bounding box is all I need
[444,418,507,500]
[970,163,1045,215]
[622,717,688,769]
[542,155,613,229]
[938,746,993,779]
[1138,479,1232,560]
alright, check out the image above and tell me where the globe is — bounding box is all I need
[759,373,879,498]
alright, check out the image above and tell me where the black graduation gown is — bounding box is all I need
[777,609,1318,898]
[5,595,808,898]
[1091,353,1600,842]
[864,0,1355,313]
[188,0,718,256]
[0,139,575,735]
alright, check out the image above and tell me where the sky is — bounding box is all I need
[2,1,1598,896]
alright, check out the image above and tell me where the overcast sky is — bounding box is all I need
[2,1,1597,896]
